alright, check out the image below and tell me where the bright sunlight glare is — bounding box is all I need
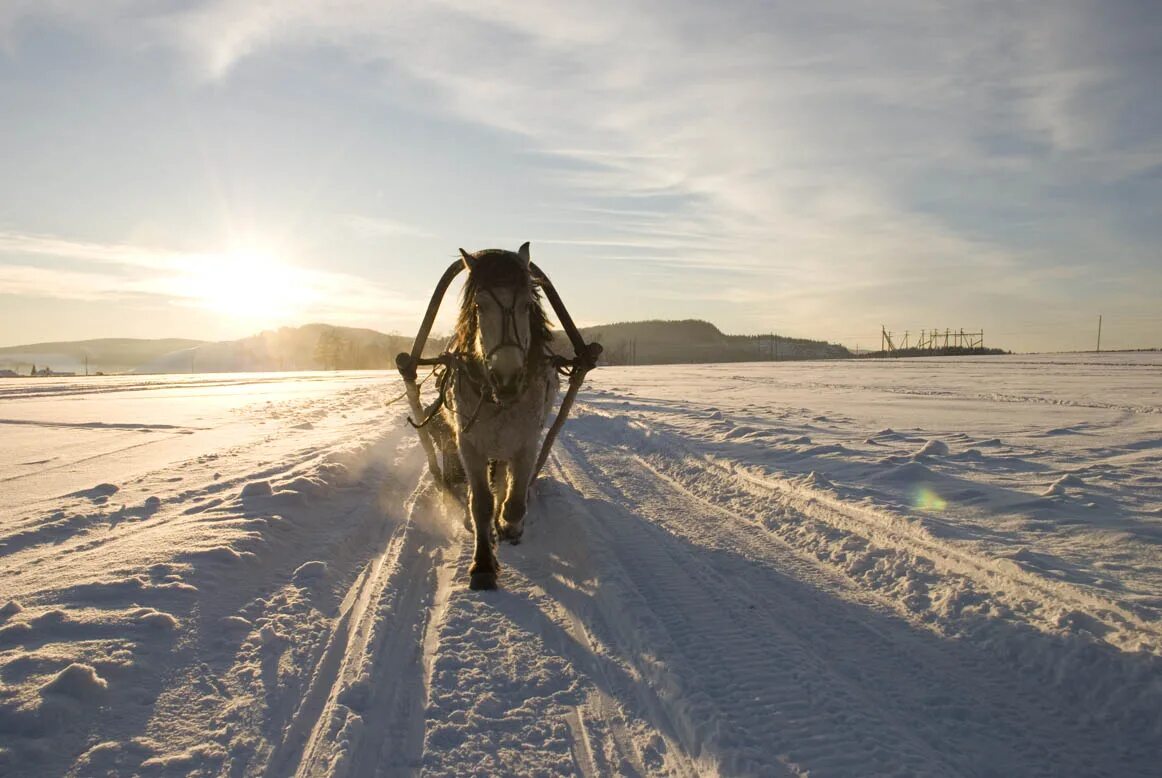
[173,247,318,323]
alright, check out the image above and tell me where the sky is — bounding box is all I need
[0,1,1159,353]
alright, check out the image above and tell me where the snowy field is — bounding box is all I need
[1,354,1160,776]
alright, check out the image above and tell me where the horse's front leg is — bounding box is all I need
[461,442,499,590]
[497,445,536,544]
[490,459,508,526]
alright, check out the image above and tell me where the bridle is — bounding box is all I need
[408,280,540,431]
[455,281,536,420]
[477,285,529,363]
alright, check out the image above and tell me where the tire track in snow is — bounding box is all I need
[598,397,1160,645]
[575,404,1162,754]
[705,448,1159,647]
[553,433,1153,776]
[552,439,952,776]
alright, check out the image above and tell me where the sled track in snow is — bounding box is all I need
[268,485,460,778]
[262,417,1154,776]
[540,431,1157,776]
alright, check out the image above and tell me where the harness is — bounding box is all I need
[407,283,537,433]
[406,352,496,434]
[396,256,602,486]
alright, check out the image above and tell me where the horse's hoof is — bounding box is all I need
[497,520,523,544]
[469,571,498,590]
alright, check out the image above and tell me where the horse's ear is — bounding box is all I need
[517,242,530,268]
[459,248,475,272]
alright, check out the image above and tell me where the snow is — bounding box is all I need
[1,355,1160,776]
[40,663,109,700]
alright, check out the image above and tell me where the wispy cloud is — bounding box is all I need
[0,262,133,302]
[1,1,1159,349]
[0,230,418,323]
[0,230,176,270]
[337,214,435,240]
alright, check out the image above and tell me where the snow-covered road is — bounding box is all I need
[1,356,1159,776]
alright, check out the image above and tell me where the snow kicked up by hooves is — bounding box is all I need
[0,355,1160,776]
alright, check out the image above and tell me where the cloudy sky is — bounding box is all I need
[1,0,1159,352]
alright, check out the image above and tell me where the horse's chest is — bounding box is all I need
[468,410,534,458]
[446,384,551,461]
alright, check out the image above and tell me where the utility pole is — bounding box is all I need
[882,326,898,357]
[1096,315,1102,353]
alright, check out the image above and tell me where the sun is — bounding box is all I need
[180,246,316,322]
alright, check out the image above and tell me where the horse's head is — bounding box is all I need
[456,242,545,404]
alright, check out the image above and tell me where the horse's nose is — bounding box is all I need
[488,347,525,393]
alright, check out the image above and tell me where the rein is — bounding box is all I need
[405,351,494,433]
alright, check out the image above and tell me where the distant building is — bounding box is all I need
[0,369,19,378]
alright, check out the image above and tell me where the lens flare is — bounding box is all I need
[174,245,318,323]
[912,486,947,512]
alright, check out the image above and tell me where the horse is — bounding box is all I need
[433,242,559,590]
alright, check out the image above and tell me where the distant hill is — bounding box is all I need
[135,324,422,374]
[573,319,850,364]
[1,319,850,376]
[0,338,206,374]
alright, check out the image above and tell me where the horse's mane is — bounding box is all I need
[450,250,553,360]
